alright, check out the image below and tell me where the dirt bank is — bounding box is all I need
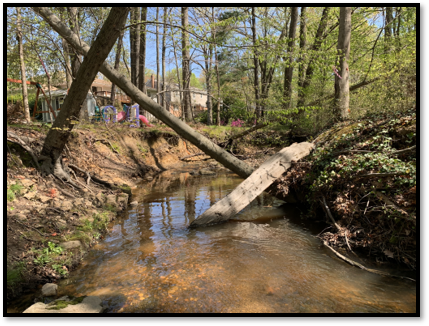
[274,108,417,270]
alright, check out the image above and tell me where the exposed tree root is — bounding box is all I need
[7,131,40,169]
[322,240,415,282]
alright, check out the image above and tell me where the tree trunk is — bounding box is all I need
[191,142,315,227]
[162,7,167,109]
[62,38,73,88]
[251,7,261,119]
[33,6,255,179]
[205,45,213,125]
[156,7,161,105]
[283,6,298,109]
[138,7,147,94]
[130,8,140,86]
[67,7,81,78]
[297,7,307,106]
[39,7,128,179]
[182,7,192,122]
[334,7,351,120]
[58,7,72,88]
[214,46,221,126]
[385,7,393,54]
[16,7,31,123]
[298,7,331,107]
[111,30,124,103]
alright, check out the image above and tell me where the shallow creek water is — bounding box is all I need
[55,166,415,313]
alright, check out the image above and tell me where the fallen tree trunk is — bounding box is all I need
[32,7,254,179]
[190,142,315,227]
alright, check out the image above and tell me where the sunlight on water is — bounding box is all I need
[58,167,416,313]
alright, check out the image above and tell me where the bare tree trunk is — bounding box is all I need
[385,7,393,54]
[111,30,124,103]
[215,46,221,126]
[298,7,330,107]
[251,7,261,119]
[182,7,192,122]
[334,7,351,120]
[58,8,73,89]
[169,13,183,117]
[205,45,213,125]
[138,7,147,94]
[130,8,140,86]
[67,7,81,78]
[33,6,255,179]
[38,7,128,178]
[156,7,161,105]
[283,6,298,109]
[162,7,167,109]
[297,7,306,106]
[16,7,31,123]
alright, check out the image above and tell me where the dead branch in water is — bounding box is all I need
[322,240,415,282]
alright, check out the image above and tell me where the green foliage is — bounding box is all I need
[10,183,24,196]
[7,261,25,288]
[7,188,16,202]
[33,242,63,266]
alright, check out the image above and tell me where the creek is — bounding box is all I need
[53,166,416,313]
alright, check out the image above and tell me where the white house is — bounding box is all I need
[40,89,96,123]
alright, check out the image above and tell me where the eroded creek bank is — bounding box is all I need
[13,166,416,313]
[6,118,417,313]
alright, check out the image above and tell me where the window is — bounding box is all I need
[201,94,203,98]
[193,93,195,99]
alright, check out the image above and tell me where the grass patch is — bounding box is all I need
[7,261,25,288]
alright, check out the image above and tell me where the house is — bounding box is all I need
[39,89,97,123]
[145,75,208,121]
[55,78,132,104]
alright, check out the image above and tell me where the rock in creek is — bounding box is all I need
[60,240,82,250]
[199,169,216,175]
[41,283,58,297]
[23,296,104,313]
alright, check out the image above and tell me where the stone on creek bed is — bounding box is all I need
[41,283,58,297]
[60,240,82,250]
[23,296,104,313]
[199,169,216,175]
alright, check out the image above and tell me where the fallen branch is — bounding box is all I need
[356,172,404,178]
[391,145,416,156]
[321,196,341,232]
[322,240,415,282]
[219,122,269,147]
[375,191,408,215]
[320,196,353,252]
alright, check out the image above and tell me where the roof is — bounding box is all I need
[92,78,112,87]
[40,89,93,99]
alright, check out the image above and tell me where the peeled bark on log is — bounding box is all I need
[32,7,254,179]
[190,142,315,227]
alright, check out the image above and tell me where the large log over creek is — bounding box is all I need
[190,142,315,227]
[32,7,314,227]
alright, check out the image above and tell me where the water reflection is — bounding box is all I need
[58,167,416,313]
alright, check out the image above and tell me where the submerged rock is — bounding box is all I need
[23,296,104,313]
[199,169,216,175]
[60,240,82,250]
[41,283,58,297]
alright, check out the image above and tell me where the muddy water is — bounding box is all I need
[57,167,416,313]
